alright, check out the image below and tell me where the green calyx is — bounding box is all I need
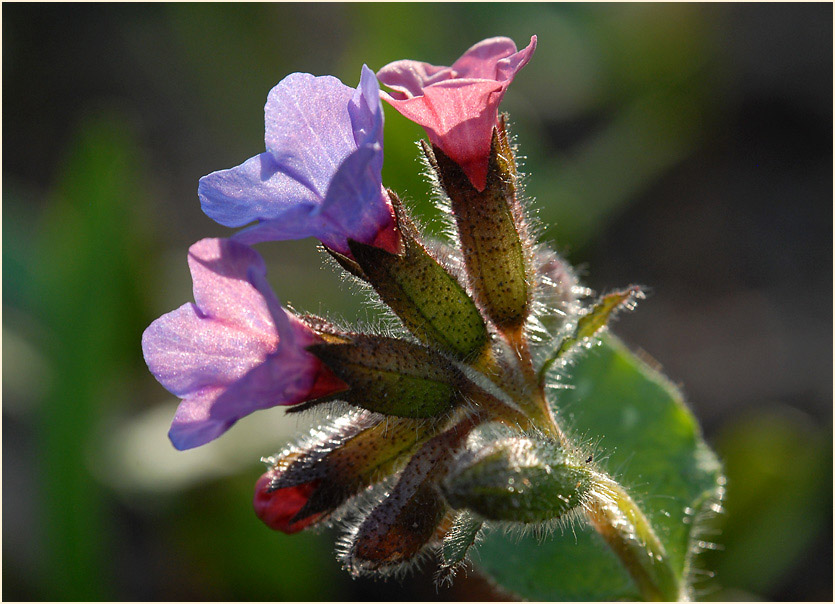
[439,509,483,579]
[442,435,593,524]
[308,335,467,418]
[271,413,441,523]
[347,192,487,361]
[425,120,531,331]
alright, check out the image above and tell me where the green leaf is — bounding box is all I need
[475,335,723,601]
[701,411,831,598]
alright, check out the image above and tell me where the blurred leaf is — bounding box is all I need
[702,410,832,598]
[476,335,723,600]
[31,111,156,599]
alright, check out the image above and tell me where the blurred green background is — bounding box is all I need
[3,3,831,601]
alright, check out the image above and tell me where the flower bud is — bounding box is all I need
[254,471,324,534]
[344,416,477,574]
[350,481,449,573]
[442,435,593,523]
[256,411,440,533]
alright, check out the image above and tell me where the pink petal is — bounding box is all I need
[167,387,235,450]
[142,238,343,450]
[378,36,537,191]
[142,302,275,398]
[381,80,503,190]
[188,238,277,338]
[451,37,522,79]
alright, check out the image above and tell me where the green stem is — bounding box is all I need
[586,473,680,601]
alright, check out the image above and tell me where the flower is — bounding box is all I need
[377,36,537,191]
[198,66,399,257]
[141,238,346,450]
[254,411,441,534]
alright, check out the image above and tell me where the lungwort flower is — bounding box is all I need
[198,66,399,257]
[141,238,346,450]
[377,36,536,191]
[142,35,721,599]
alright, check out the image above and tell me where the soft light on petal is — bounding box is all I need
[142,238,343,450]
[265,73,356,198]
[188,238,277,335]
[198,153,320,229]
[378,36,537,190]
[167,387,236,451]
[349,65,385,155]
[319,149,397,256]
[200,69,398,255]
[141,302,273,398]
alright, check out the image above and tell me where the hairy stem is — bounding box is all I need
[586,473,680,601]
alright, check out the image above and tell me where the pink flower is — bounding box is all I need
[377,36,537,191]
[141,238,346,450]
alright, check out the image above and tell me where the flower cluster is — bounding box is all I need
[143,36,646,580]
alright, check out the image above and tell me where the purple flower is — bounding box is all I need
[142,238,346,450]
[198,66,400,257]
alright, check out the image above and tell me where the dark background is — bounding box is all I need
[3,3,832,601]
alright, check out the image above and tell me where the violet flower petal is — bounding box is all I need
[198,152,320,230]
[264,73,356,198]
[142,238,325,450]
[199,68,397,256]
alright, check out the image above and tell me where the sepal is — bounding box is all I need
[348,191,488,360]
[424,121,530,333]
[442,435,593,523]
[437,509,483,583]
[307,335,469,418]
[343,416,477,575]
[256,411,440,532]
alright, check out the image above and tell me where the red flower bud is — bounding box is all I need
[253,471,324,534]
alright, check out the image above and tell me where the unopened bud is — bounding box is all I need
[442,435,593,523]
[256,411,439,532]
[345,417,477,574]
[254,471,324,534]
